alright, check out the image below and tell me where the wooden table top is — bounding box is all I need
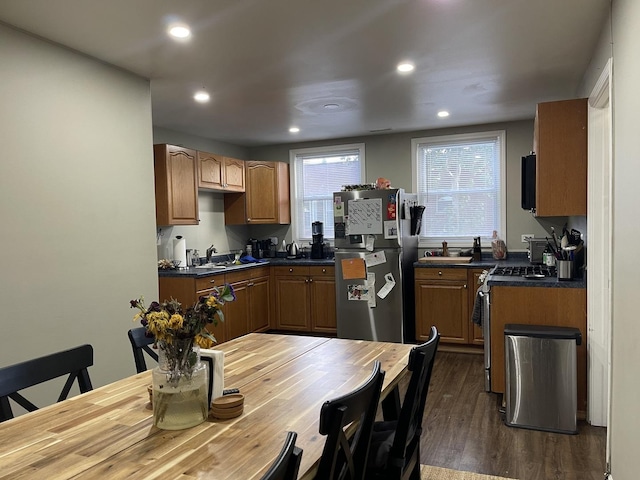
[0,333,413,479]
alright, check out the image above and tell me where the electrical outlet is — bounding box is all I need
[521,234,534,243]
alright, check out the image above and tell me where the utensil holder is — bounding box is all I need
[557,260,574,280]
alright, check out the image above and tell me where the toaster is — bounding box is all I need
[527,238,548,264]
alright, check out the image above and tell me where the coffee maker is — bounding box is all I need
[310,221,325,259]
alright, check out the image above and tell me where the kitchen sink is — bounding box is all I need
[195,263,228,269]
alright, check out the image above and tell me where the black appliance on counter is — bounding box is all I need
[521,153,536,211]
[310,221,325,259]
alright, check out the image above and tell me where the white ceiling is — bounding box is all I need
[0,0,609,147]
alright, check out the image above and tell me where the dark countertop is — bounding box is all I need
[159,252,585,288]
[414,252,586,289]
[158,256,334,278]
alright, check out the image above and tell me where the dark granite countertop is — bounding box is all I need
[160,252,585,288]
[414,252,586,289]
[158,256,334,278]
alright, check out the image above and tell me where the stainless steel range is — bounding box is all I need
[491,265,557,277]
[480,264,557,392]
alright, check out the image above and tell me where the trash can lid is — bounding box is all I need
[504,324,582,345]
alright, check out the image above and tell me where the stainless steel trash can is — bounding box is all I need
[504,324,582,434]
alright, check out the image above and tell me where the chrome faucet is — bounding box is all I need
[206,244,217,263]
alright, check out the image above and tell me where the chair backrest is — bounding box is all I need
[0,344,94,422]
[388,325,440,467]
[260,431,303,480]
[128,327,158,373]
[316,360,386,480]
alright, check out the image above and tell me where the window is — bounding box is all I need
[411,131,506,246]
[290,144,365,242]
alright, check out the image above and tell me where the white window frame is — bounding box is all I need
[289,143,366,244]
[411,131,506,248]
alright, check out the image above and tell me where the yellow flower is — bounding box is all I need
[147,311,170,338]
[206,296,220,309]
[168,314,184,329]
[194,334,215,349]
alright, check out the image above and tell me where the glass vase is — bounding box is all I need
[152,338,209,430]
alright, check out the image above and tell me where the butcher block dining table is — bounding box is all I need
[0,333,414,479]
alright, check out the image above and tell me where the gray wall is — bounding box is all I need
[0,25,158,409]
[248,120,560,251]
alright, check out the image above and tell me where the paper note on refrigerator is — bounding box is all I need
[347,284,372,301]
[365,251,386,267]
[366,272,376,308]
[377,273,396,299]
[341,257,366,279]
[384,220,398,239]
[347,198,382,235]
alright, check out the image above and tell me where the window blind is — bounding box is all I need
[291,145,363,241]
[414,131,505,244]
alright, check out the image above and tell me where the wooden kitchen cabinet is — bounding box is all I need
[224,267,271,341]
[198,151,245,192]
[154,144,199,226]
[415,268,470,344]
[273,265,336,333]
[489,285,587,416]
[224,161,290,225]
[158,274,226,344]
[533,98,588,217]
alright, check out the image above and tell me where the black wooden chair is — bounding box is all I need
[0,344,94,422]
[260,431,303,480]
[316,360,386,480]
[366,326,440,480]
[128,327,158,373]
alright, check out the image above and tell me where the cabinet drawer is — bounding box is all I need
[195,275,224,292]
[249,266,270,278]
[309,266,334,277]
[273,265,310,276]
[415,267,467,281]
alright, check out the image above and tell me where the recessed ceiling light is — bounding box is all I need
[397,62,415,73]
[289,127,300,133]
[168,24,191,39]
[194,91,210,103]
[437,110,450,118]
[323,103,340,110]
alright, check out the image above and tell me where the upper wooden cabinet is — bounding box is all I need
[198,152,245,192]
[224,161,290,225]
[533,98,588,217]
[154,144,199,226]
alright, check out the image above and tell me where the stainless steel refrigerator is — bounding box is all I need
[333,188,419,343]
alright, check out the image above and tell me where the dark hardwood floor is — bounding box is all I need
[413,351,607,480]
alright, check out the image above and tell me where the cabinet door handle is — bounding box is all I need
[248,282,254,287]
[322,268,326,273]
[464,284,467,289]
[289,268,293,272]
[309,278,313,282]
[438,271,443,276]
[210,279,216,284]
[305,279,309,283]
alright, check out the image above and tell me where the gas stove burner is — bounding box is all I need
[491,265,557,277]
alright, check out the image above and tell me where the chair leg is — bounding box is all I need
[409,462,420,480]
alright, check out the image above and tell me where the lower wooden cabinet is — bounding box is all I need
[159,264,335,343]
[158,267,271,345]
[415,267,485,346]
[490,285,587,415]
[224,267,271,341]
[273,265,336,333]
[159,275,227,344]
